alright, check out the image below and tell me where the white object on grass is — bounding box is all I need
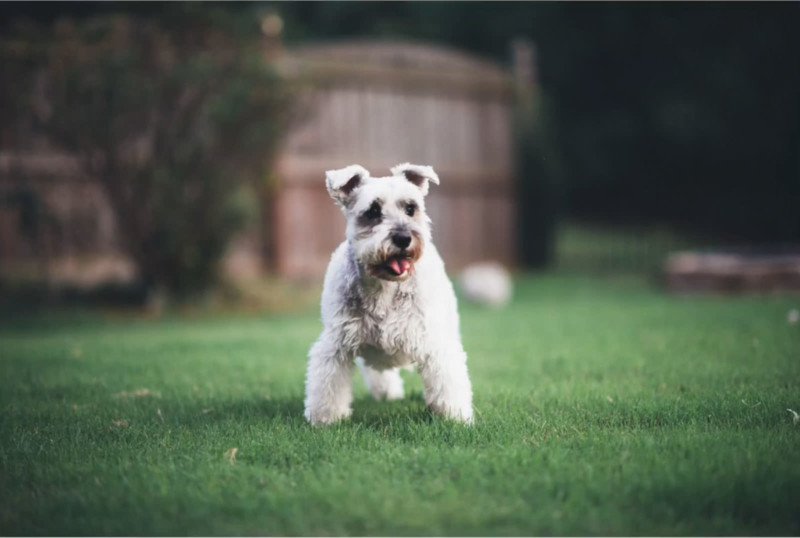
[459,261,513,308]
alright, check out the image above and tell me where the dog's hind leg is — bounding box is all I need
[356,358,405,401]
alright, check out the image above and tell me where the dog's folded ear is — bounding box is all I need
[326,164,370,206]
[390,163,440,196]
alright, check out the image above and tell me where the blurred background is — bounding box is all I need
[1,1,798,311]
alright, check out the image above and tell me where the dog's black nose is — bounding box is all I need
[391,232,412,250]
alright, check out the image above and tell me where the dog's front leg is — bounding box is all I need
[304,331,355,426]
[419,347,474,424]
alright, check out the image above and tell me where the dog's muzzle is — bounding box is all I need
[368,233,423,280]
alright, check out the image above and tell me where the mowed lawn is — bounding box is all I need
[1,275,798,536]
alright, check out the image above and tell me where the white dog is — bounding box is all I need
[304,163,474,425]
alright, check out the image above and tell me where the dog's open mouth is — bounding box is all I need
[383,255,413,277]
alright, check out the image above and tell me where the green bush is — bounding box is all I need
[4,6,291,297]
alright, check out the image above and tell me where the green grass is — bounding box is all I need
[1,275,799,536]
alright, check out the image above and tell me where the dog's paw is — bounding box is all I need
[384,385,405,401]
[368,378,405,401]
[304,406,352,426]
[428,401,474,425]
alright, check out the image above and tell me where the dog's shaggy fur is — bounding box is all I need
[304,163,474,425]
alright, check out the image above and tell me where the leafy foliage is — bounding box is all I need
[4,6,291,295]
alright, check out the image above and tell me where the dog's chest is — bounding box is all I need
[349,284,424,364]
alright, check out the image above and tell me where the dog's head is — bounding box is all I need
[326,163,439,281]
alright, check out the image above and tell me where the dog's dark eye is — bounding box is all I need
[365,201,382,220]
[405,203,417,217]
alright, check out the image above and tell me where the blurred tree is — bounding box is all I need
[512,39,562,268]
[515,90,562,268]
[540,3,800,243]
[3,6,291,297]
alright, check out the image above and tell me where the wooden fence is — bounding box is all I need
[271,41,521,278]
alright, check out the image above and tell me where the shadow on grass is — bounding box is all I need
[350,392,436,427]
[182,392,439,431]
[175,396,306,426]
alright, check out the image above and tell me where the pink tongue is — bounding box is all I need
[389,259,411,275]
